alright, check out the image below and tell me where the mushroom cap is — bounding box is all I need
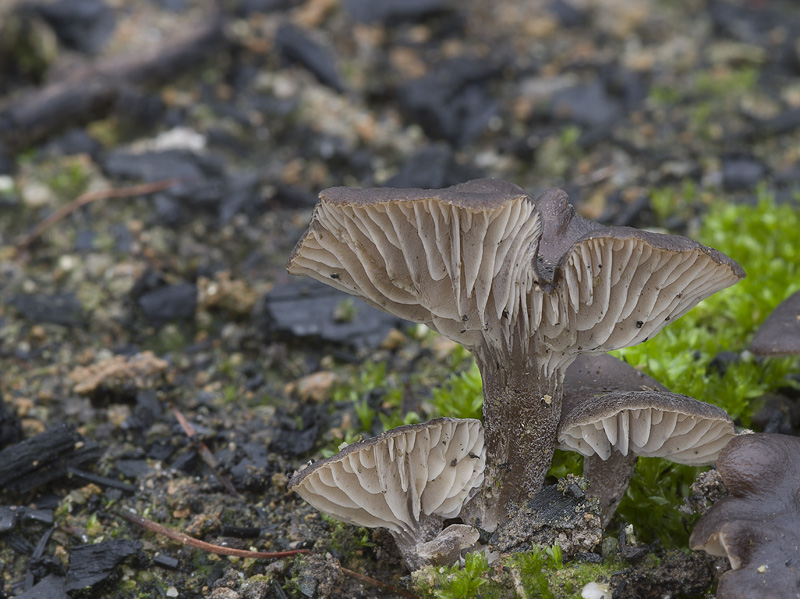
[564,353,669,397]
[556,389,736,464]
[689,433,800,599]
[749,290,800,356]
[288,418,485,541]
[287,178,540,354]
[288,180,745,373]
[533,189,746,374]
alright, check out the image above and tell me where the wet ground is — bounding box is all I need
[1,0,800,597]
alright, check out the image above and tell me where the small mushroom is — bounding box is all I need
[689,433,800,599]
[288,179,744,525]
[559,355,736,524]
[749,290,800,356]
[288,417,485,570]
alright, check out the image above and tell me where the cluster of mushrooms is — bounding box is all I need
[285,178,747,570]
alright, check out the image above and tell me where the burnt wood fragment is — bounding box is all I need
[0,424,102,494]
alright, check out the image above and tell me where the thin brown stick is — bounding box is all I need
[118,510,419,598]
[171,405,239,496]
[117,509,310,559]
[15,178,181,254]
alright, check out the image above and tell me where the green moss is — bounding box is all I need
[415,546,622,599]
[613,187,800,544]
[430,361,483,420]
[46,159,90,200]
[415,552,501,599]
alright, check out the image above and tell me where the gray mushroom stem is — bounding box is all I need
[478,354,562,521]
[582,451,637,526]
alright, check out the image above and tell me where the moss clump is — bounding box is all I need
[612,188,800,544]
[414,546,624,599]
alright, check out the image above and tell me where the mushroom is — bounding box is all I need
[558,355,736,524]
[288,417,485,570]
[287,179,745,526]
[749,290,800,356]
[689,433,800,599]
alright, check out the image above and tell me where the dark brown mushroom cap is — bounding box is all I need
[288,418,485,541]
[557,388,735,464]
[749,290,800,356]
[564,354,669,398]
[287,178,540,352]
[533,189,746,373]
[689,433,800,599]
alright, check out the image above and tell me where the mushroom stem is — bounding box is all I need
[479,357,563,526]
[582,451,637,527]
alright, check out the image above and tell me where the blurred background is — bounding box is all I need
[1,0,800,597]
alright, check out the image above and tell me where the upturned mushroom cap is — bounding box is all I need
[689,433,800,599]
[533,189,746,374]
[557,389,735,465]
[559,354,676,524]
[749,290,800,356]
[288,418,485,544]
[288,178,540,354]
[288,181,745,374]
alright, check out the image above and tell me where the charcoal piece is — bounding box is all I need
[397,57,502,146]
[342,0,450,23]
[170,448,198,472]
[722,155,767,191]
[275,24,344,93]
[147,441,176,461]
[103,149,218,183]
[115,459,151,480]
[15,574,68,599]
[550,80,622,142]
[65,540,141,591]
[384,145,476,189]
[153,553,180,569]
[489,483,601,554]
[33,0,115,54]
[269,185,318,209]
[0,507,54,532]
[269,423,318,456]
[8,293,84,327]
[138,283,198,325]
[0,507,17,532]
[262,279,406,349]
[221,525,261,538]
[227,441,276,488]
[44,128,102,159]
[66,466,136,493]
[236,0,298,16]
[125,390,163,431]
[0,19,222,153]
[0,424,101,493]
[219,173,260,224]
[549,0,587,27]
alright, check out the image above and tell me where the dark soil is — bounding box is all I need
[1,0,800,597]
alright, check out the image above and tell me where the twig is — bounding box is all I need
[170,405,239,496]
[117,509,310,559]
[15,178,181,254]
[118,510,418,598]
